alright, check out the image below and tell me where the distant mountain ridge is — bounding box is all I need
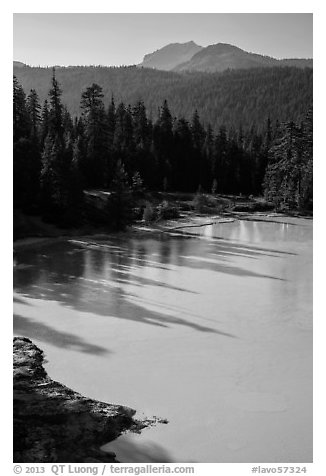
[139,41,203,70]
[14,42,313,73]
[13,61,27,68]
[139,41,312,73]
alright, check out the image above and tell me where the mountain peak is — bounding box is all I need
[13,61,27,68]
[209,42,240,49]
[173,42,312,73]
[139,41,203,71]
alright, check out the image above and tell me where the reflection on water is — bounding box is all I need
[13,217,312,463]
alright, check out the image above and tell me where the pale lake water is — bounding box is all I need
[13,217,313,463]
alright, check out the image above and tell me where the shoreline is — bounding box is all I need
[13,211,312,250]
[13,337,164,463]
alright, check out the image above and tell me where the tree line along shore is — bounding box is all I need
[14,69,312,237]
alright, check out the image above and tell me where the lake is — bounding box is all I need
[13,216,313,463]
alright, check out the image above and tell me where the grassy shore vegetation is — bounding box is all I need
[13,70,313,239]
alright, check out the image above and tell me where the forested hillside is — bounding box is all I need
[13,65,312,133]
[13,71,313,234]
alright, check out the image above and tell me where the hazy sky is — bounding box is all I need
[13,13,313,66]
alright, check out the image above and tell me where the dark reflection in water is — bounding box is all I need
[14,242,86,289]
[14,313,109,355]
[13,295,31,306]
[14,240,238,338]
[13,222,305,347]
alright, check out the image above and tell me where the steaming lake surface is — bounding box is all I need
[13,217,312,463]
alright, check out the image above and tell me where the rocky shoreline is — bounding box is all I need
[13,337,159,463]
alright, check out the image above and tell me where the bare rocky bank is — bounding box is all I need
[13,337,157,463]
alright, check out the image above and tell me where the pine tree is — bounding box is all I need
[106,160,133,230]
[72,121,87,187]
[298,109,313,209]
[25,89,42,208]
[191,110,205,150]
[26,89,41,139]
[40,99,50,148]
[172,118,192,191]
[153,100,174,189]
[81,83,108,188]
[263,120,308,209]
[113,102,126,153]
[48,68,64,140]
[107,95,116,141]
[62,106,74,139]
[133,100,150,149]
[13,77,42,210]
[214,125,228,193]
[40,71,70,219]
[123,105,135,174]
[131,100,153,188]
[13,76,30,141]
[41,134,67,218]
[191,110,207,189]
[204,124,216,192]
[61,138,85,225]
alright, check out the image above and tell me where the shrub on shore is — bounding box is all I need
[143,202,155,222]
[192,193,210,213]
[156,200,180,220]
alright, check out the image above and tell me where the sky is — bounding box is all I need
[13,13,313,67]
